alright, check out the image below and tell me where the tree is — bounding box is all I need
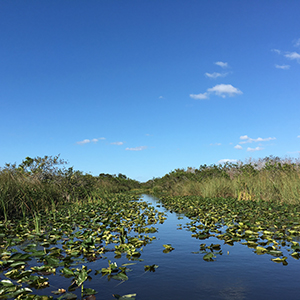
[18,155,67,181]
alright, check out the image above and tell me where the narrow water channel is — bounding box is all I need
[102,194,300,300]
[24,194,300,299]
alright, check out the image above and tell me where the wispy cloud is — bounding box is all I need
[125,146,147,151]
[272,41,300,66]
[239,135,276,144]
[234,145,243,150]
[111,142,124,145]
[247,147,264,152]
[240,135,249,140]
[76,137,105,145]
[210,143,221,146]
[77,139,91,145]
[190,84,242,100]
[293,38,300,47]
[205,72,228,79]
[297,135,300,138]
[159,96,164,99]
[190,92,209,100]
[275,64,290,69]
[272,36,300,64]
[284,51,300,62]
[218,159,237,164]
[215,61,228,68]
[271,49,281,55]
[287,151,300,154]
[207,84,242,98]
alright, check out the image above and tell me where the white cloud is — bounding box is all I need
[190,92,209,100]
[159,96,164,99]
[239,135,276,144]
[215,61,228,68]
[111,142,124,145]
[255,137,275,142]
[271,49,281,54]
[207,84,242,98]
[240,135,250,140]
[293,38,300,47]
[284,51,300,62]
[76,137,105,145]
[210,143,221,146]
[234,145,243,150]
[77,139,91,145]
[125,146,147,151]
[190,84,242,100]
[218,159,237,164]
[240,135,249,140]
[205,72,227,79]
[297,135,300,138]
[247,147,264,152]
[275,64,290,69]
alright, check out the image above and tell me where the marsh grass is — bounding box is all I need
[0,155,141,221]
[146,156,300,204]
[2,155,300,221]
[171,171,300,203]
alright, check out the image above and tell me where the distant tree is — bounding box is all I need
[17,155,67,181]
[118,173,127,179]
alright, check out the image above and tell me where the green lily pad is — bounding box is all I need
[203,252,216,261]
[271,256,288,263]
[58,292,77,299]
[111,272,128,281]
[83,288,98,295]
[144,264,159,272]
[113,293,136,299]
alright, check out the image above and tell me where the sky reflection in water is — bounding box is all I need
[35,195,300,299]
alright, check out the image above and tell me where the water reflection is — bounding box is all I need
[135,195,300,300]
[11,194,300,299]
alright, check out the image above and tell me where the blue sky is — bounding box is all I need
[1,0,300,182]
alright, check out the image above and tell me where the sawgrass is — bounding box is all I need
[145,156,300,204]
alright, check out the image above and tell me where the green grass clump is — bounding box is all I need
[0,155,141,221]
[143,156,300,204]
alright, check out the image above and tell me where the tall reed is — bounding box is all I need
[0,155,141,221]
[147,156,300,204]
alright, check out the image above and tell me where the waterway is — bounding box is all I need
[15,194,300,299]
[84,194,300,299]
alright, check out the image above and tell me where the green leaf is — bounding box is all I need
[0,279,14,287]
[83,288,98,295]
[113,293,136,299]
[111,272,128,281]
[121,263,137,267]
[10,261,26,268]
[58,292,78,300]
[44,256,60,266]
[271,256,287,263]
[144,264,159,272]
[60,267,74,277]
[30,250,46,257]
[4,287,32,298]
[75,266,88,286]
[203,252,216,261]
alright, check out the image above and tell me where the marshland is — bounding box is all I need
[1,155,300,299]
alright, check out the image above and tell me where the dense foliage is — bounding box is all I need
[142,156,300,204]
[1,154,300,221]
[0,193,165,299]
[1,155,300,298]
[0,155,140,220]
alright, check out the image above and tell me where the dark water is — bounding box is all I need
[36,195,300,299]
